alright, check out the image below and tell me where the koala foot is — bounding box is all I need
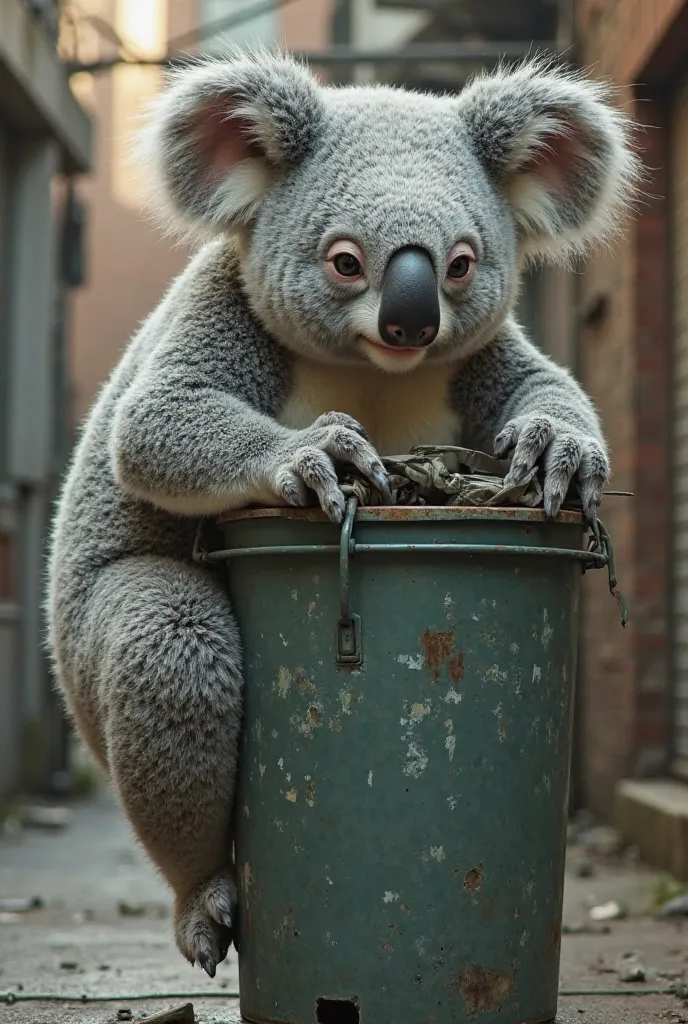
[175,870,238,977]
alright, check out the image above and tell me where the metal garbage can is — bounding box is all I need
[206,500,610,1024]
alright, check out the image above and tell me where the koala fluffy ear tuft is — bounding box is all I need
[457,58,641,261]
[138,47,324,237]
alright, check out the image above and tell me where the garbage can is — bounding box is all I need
[206,500,609,1024]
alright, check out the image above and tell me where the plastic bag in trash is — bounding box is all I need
[339,445,544,508]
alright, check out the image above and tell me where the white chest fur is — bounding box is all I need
[278,358,461,455]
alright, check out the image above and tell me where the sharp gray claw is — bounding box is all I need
[199,953,217,978]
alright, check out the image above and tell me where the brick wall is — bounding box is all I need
[575,0,681,814]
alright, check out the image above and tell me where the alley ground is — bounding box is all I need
[1,786,687,1024]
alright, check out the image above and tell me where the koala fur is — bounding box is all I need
[47,49,637,976]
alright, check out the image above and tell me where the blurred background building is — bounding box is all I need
[0,0,91,802]
[3,0,688,875]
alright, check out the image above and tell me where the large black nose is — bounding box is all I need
[378,246,440,348]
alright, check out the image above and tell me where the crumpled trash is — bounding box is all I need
[589,900,627,921]
[659,893,688,917]
[617,951,646,982]
[340,445,545,508]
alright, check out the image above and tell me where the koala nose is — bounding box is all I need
[379,247,440,348]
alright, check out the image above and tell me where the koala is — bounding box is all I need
[47,49,637,977]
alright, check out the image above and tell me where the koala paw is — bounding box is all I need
[273,412,390,523]
[175,869,238,977]
[494,414,609,521]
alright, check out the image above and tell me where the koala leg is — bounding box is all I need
[86,555,243,975]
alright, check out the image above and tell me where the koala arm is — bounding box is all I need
[112,366,291,517]
[452,319,608,519]
[111,247,387,521]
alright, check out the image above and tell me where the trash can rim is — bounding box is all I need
[217,505,585,526]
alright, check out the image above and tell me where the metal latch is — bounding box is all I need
[336,497,363,667]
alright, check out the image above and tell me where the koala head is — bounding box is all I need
[141,48,637,374]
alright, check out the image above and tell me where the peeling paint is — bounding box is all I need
[447,796,457,810]
[290,703,324,736]
[410,701,431,720]
[329,715,342,733]
[279,633,289,647]
[305,777,316,807]
[457,964,515,1015]
[278,758,284,771]
[308,601,317,618]
[429,845,445,863]
[285,789,297,803]
[415,936,427,958]
[242,862,253,892]
[520,930,530,947]
[368,771,373,787]
[383,891,400,903]
[532,665,542,684]
[444,593,456,619]
[444,688,462,704]
[445,718,456,761]
[509,642,519,654]
[397,653,424,670]
[403,741,429,778]
[541,609,554,649]
[290,589,298,601]
[275,667,292,698]
[243,805,250,819]
[484,664,506,685]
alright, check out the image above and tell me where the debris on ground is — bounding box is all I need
[59,960,80,971]
[0,897,43,913]
[659,894,688,917]
[590,900,627,922]
[138,1004,195,1024]
[617,951,647,982]
[116,1011,133,1022]
[573,860,596,878]
[19,805,72,831]
[578,825,623,858]
[117,900,146,917]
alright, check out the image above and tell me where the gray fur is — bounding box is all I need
[47,50,637,975]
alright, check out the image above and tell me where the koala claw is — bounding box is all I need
[497,414,609,521]
[274,416,387,521]
[175,870,237,977]
[199,952,217,979]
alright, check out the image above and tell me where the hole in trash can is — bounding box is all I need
[316,997,360,1023]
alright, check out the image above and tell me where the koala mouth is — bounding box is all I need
[356,335,430,374]
[365,336,428,356]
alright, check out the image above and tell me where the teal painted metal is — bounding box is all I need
[216,503,595,1024]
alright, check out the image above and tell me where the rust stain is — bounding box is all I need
[463,867,484,892]
[457,964,515,1015]
[548,920,562,951]
[420,628,456,680]
[307,705,322,727]
[449,653,465,682]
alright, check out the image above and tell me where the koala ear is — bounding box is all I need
[138,47,324,237]
[456,60,640,261]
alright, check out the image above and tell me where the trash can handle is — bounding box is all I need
[335,497,363,667]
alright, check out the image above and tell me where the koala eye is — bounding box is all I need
[446,242,476,283]
[326,241,366,283]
